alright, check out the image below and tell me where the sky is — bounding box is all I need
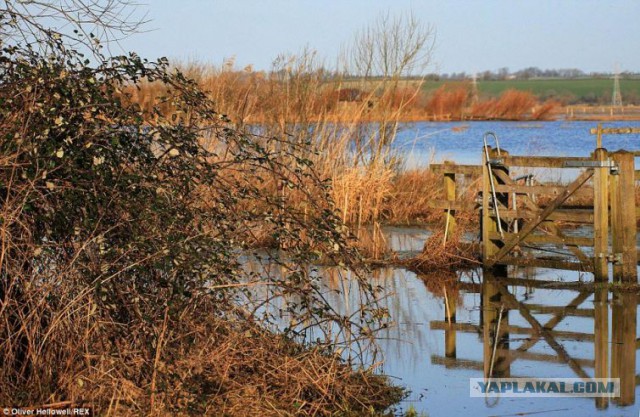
[118,0,640,75]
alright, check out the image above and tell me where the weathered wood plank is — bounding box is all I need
[427,200,478,211]
[495,208,594,223]
[593,148,609,281]
[488,231,594,247]
[494,184,592,199]
[430,321,595,342]
[430,164,482,176]
[611,151,638,282]
[500,155,593,168]
[444,171,456,242]
[487,277,591,291]
[431,355,484,371]
[431,353,595,369]
[495,256,593,271]
[523,304,594,318]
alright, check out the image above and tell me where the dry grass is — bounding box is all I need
[127,59,566,267]
[408,229,481,273]
[425,85,469,120]
[0,280,401,416]
[147,317,403,416]
[131,63,560,126]
[470,89,535,120]
[382,168,442,224]
[531,100,560,120]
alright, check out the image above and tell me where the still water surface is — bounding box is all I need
[396,120,640,168]
[366,243,639,417]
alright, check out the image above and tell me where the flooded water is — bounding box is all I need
[368,261,640,416]
[245,226,640,416]
[395,120,640,168]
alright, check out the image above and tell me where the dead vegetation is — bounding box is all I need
[0,9,407,416]
[405,206,481,273]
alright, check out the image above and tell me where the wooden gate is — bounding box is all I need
[481,146,637,281]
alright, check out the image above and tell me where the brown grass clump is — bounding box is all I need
[0,288,402,416]
[425,85,469,120]
[405,195,481,272]
[471,89,537,120]
[144,315,404,416]
[382,168,442,224]
[407,229,480,273]
[531,100,560,120]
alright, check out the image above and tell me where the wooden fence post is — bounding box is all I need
[593,148,609,281]
[610,151,637,282]
[482,147,507,265]
[443,160,456,243]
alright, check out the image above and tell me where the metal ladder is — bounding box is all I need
[483,132,504,238]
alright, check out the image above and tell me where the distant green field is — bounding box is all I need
[422,78,640,103]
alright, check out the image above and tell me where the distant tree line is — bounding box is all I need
[426,67,640,81]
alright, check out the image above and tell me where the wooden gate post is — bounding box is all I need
[610,151,637,282]
[482,147,508,265]
[482,149,496,261]
[593,148,609,281]
[443,160,456,243]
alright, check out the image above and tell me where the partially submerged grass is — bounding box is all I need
[406,224,481,273]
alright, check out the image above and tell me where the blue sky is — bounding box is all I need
[119,0,640,74]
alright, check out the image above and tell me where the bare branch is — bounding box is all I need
[0,0,147,53]
[343,10,436,79]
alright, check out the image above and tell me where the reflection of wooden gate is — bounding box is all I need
[430,272,640,408]
[481,147,637,281]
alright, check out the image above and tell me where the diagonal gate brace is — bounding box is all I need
[491,169,592,266]
[487,168,594,267]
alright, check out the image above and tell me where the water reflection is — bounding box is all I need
[239,245,640,415]
[428,266,639,415]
